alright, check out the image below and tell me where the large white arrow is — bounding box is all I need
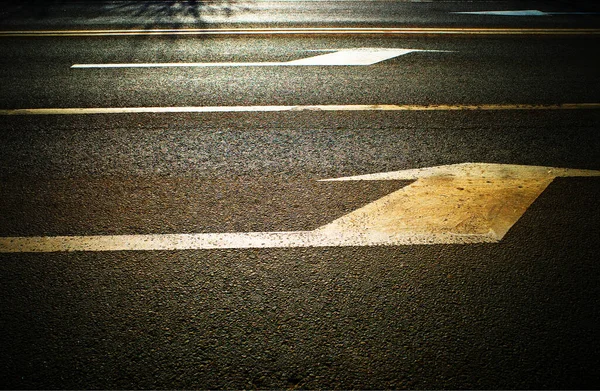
[1,163,598,253]
[71,48,445,69]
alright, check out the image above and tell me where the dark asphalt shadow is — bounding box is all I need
[0,0,255,29]
[0,0,256,64]
[102,0,254,27]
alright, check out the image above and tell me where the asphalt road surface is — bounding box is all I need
[1,1,599,389]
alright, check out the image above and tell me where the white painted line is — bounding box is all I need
[1,103,599,116]
[283,48,427,66]
[72,62,284,69]
[452,10,600,16]
[0,231,499,253]
[453,10,549,16]
[71,48,443,69]
[1,28,599,37]
[549,12,600,15]
[1,163,598,253]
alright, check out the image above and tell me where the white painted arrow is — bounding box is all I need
[1,163,598,253]
[452,10,600,16]
[71,48,445,69]
[319,163,600,244]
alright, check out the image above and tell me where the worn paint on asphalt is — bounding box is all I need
[1,163,598,253]
[452,10,600,16]
[1,103,600,116]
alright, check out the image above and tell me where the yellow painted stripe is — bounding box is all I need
[1,103,599,116]
[1,27,599,37]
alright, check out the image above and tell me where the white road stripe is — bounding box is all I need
[1,103,599,116]
[71,48,436,69]
[1,28,599,37]
[0,231,497,253]
[452,10,600,16]
[72,62,285,68]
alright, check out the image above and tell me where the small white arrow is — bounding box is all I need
[452,10,600,16]
[71,48,447,69]
[1,163,598,253]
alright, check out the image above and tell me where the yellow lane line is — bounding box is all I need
[1,103,599,116]
[1,27,600,37]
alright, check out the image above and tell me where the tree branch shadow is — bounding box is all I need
[1,0,255,29]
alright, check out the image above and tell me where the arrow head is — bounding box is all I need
[317,163,599,244]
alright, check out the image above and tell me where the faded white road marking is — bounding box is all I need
[453,10,600,16]
[1,163,598,253]
[320,163,600,242]
[2,28,599,37]
[1,103,599,116]
[71,48,443,69]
